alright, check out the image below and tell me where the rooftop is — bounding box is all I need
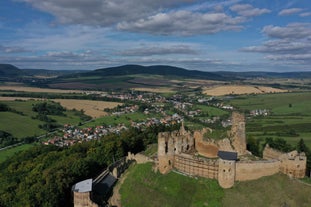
[218,151,238,161]
[72,179,93,193]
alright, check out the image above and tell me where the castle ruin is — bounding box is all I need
[156,112,307,188]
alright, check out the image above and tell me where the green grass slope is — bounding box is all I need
[120,163,311,207]
[120,163,224,207]
[223,174,311,207]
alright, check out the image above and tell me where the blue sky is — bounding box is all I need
[0,0,310,71]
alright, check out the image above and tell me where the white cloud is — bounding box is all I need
[230,4,271,17]
[278,8,303,16]
[242,23,311,65]
[300,12,311,17]
[119,45,198,56]
[117,10,245,36]
[262,23,311,39]
[15,0,196,26]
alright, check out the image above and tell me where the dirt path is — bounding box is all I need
[109,164,133,207]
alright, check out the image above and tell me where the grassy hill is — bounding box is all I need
[120,163,311,207]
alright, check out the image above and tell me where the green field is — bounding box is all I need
[120,163,224,207]
[0,100,85,139]
[0,144,33,163]
[120,163,311,207]
[83,112,161,127]
[228,92,311,148]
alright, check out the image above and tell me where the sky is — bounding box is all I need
[0,0,310,71]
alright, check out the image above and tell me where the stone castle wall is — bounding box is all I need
[73,192,98,207]
[174,154,218,179]
[235,160,280,181]
[230,112,247,155]
[157,112,307,189]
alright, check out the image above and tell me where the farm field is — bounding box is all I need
[52,99,122,118]
[0,85,84,93]
[228,92,311,148]
[0,99,87,139]
[203,85,287,96]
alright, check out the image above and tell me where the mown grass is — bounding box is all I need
[120,163,224,207]
[0,100,85,139]
[0,111,45,138]
[223,173,311,207]
[0,144,33,163]
[194,104,228,117]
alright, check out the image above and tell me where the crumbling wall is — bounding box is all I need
[263,145,283,160]
[279,151,306,178]
[73,192,98,207]
[235,160,280,181]
[174,154,218,179]
[230,112,246,155]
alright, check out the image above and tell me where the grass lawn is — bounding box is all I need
[223,173,311,207]
[120,163,224,207]
[0,144,33,163]
[194,104,229,117]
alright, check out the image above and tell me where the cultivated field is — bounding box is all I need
[0,85,84,93]
[203,85,288,96]
[53,99,122,118]
[131,87,175,93]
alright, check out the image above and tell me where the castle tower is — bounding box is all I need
[217,151,237,188]
[158,132,174,174]
[230,112,247,155]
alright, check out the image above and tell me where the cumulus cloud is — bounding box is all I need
[117,11,245,36]
[119,45,198,56]
[230,4,270,17]
[278,8,303,16]
[241,23,311,65]
[262,23,311,39]
[15,0,196,26]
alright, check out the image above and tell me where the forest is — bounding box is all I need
[0,124,179,207]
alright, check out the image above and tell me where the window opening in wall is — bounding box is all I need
[186,144,189,150]
[169,160,171,165]
[165,141,168,153]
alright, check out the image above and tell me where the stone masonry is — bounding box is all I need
[157,112,307,188]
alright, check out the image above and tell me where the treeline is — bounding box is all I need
[32,102,66,131]
[247,137,311,175]
[0,124,179,207]
[1,92,123,103]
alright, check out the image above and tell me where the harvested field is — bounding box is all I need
[0,86,84,93]
[131,87,175,93]
[203,85,287,96]
[53,99,122,118]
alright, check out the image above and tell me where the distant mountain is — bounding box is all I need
[82,65,227,80]
[0,64,23,78]
[22,69,88,77]
[214,71,311,79]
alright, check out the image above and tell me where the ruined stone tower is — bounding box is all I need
[230,112,247,155]
[217,151,237,188]
[158,132,175,174]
